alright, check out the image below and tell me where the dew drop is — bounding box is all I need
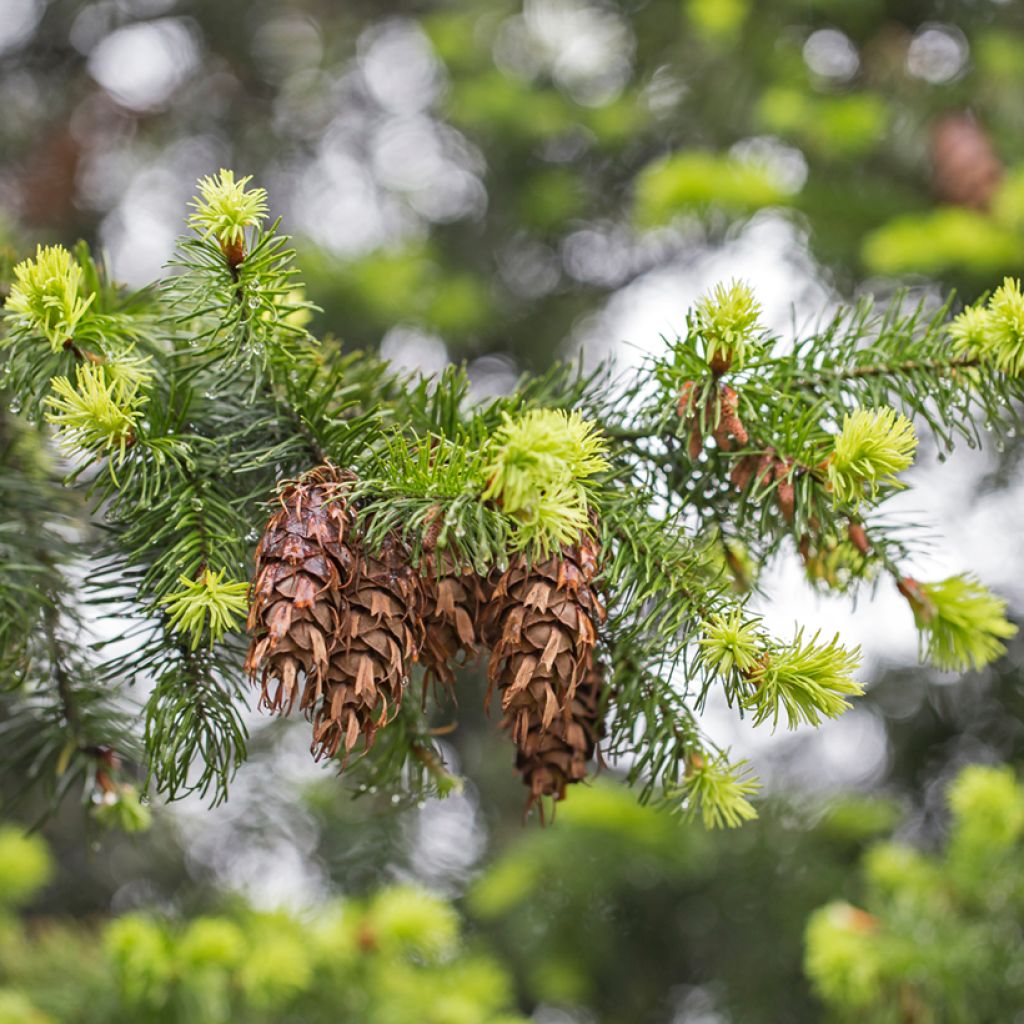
[390,794,401,805]
[937,452,947,463]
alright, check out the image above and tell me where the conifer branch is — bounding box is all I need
[1,172,1020,822]
[790,353,981,391]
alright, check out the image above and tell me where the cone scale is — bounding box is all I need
[419,549,484,699]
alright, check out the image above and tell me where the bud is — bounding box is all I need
[901,573,1016,671]
[948,303,994,357]
[744,628,862,729]
[693,279,763,373]
[827,407,917,509]
[986,276,1024,377]
[4,244,95,350]
[45,363,145,465]
[947,277,1024,377]
[161,568,249,650]
[847,521,870,555]
[697,609,764,676]
[188,169,269,266]
[676,752,760,829]
[482,408,608,554]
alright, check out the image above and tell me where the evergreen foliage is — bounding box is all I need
[469,781,901,1022]
[6,246,96,353]
[0,824,526,1024]
[188,170,270,251]
[826,408,917,508]
[1,171,1021,826]
[901,574,1018,672]
[950,276,1024,376]
[805,764,1024,1021]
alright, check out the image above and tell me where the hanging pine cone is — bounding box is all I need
[482,532,606,812]
[512,659,606,815]
[246,466,422,761]
[245,464,356,715]
[307,531,423,761]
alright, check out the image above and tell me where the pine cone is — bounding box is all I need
[245,465,356,715]
[483,533,606,810]
[307,533,423,761]
[512,660,605,814]
[246,466,422,762]
[420,549,484,698]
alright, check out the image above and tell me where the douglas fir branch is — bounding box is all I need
[0,170,1020,827]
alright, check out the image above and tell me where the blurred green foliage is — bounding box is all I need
[806,764,1024,1021]
[635,153,790,224]
[0,829,52,911]
[4,0,1024,371]
[0,825,526,1024]
[470,783,901,1023]
[758,88,889,158]
[862,208,1023,276]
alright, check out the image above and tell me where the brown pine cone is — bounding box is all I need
[246,466,423,762]
[512,660,606,816]
[482,533,606,812]
[245,465,356,714]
